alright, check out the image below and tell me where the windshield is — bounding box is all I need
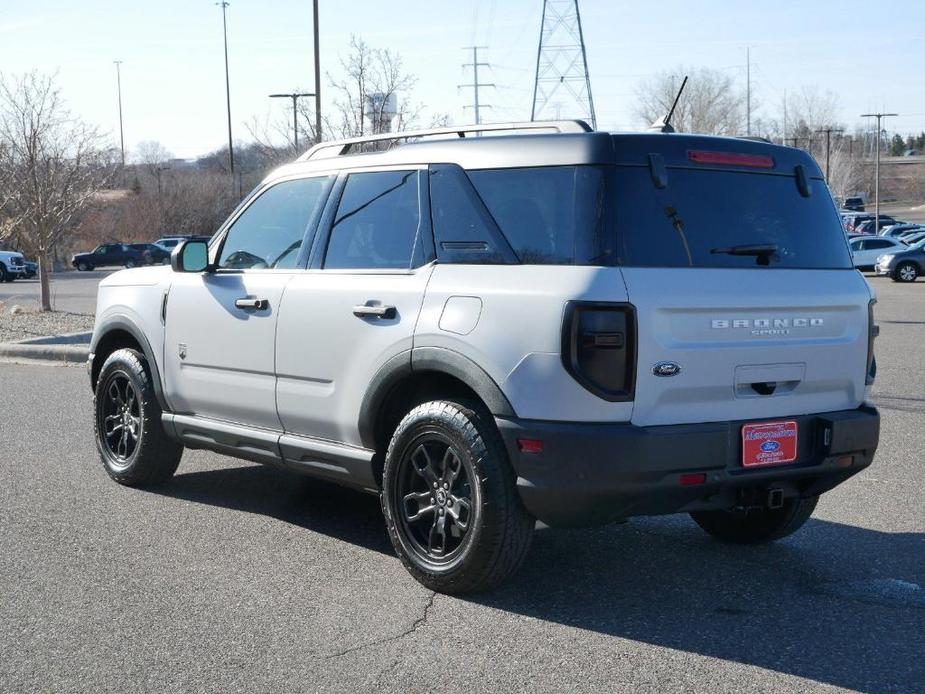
[614,167,852,269]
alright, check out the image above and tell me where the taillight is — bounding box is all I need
[561,302,636,401]
[687,150,775,169]
[866,298,878,385]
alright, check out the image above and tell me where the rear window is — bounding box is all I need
[614,167,852,269]
[466,166,611,265]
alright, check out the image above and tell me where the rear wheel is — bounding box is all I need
[690,495,818,544]
[382,400,534,593]
[94,348,183,486]
[893,262,919,282]
[125,259,136,268]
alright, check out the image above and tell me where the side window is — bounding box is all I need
[849,239,862,251]
[218,176,330,270]
[95,246,108,255]
[429,164,514,264]
[324,170,422,270]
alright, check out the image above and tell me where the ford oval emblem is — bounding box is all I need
[761,440,781,452]
[652,361,681,377]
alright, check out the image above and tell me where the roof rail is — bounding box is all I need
[297,120,593,161]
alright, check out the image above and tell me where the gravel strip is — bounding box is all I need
[0,305,95,344]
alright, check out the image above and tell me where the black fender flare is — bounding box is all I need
[90,314,169,412]
[358,346,515,449]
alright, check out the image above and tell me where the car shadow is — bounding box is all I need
[152,463,924,691]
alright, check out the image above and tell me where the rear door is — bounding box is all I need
[613,145,872,427]
[275,167,433,448]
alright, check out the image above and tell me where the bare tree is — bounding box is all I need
[134,140,173,176]
[326,35,422,140]
[633,67,746,135]
[0,71,113,310]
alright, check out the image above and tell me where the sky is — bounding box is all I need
[1,0,923,160]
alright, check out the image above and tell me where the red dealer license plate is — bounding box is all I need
[741,421,798,467]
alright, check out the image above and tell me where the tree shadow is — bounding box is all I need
[152,463,924,692]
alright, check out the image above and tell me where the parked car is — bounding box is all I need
[154,235,211,253]
[129,243,171,265]
[87,122,880,592]
[874,239,925,282]
[842,213,896,233]
[878,223,923,238]
[848,235,907,270]
[842,196,865,212]
[899,231,925,246]
[72,243,147,271]
[855,218,902,235]
[0,250,26,282]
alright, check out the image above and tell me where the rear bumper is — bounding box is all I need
[496,406,880,528]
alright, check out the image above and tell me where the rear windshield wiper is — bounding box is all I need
[710,244,778,266]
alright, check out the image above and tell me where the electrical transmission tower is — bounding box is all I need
[530,0,596,129]
[460,46,494,125]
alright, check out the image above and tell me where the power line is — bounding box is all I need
[460,46,494,125]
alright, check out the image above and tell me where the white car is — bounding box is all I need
[849,236,907,270]
[0,250,26,282]
[87,122,881,592]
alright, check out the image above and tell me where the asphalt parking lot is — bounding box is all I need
[0,275,923,693]
[0,270,110,315]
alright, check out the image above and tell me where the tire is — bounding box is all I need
[93,348,183,486]
[690,495,818,544]
[77,262,90,271]
[0,264,7,282]
[125,259,136,268]
[381,400,534,593]
[893,262,919,282]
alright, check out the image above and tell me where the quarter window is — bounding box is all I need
[218,176,330,270]
[324,170,423,270]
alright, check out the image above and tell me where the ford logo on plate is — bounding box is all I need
[761,440,781,452]
[652,361,681,377]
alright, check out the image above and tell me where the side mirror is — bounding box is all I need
[171,239,210,273]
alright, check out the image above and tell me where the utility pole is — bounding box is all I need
[269,92,315,149]
[860,112,898,234]
[815,127,844,182]
[217,1,235,175]
[460,46,493,125]
[746,46,751,136]
[312,0,322,142]
[113,61,125,167]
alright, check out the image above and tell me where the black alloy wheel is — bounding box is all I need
[395,433,477,564]
[99,372,141,464]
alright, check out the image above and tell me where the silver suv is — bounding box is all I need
[89,121,880,592]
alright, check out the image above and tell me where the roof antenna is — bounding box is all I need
[649,75,688,133]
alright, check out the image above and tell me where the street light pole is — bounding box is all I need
[269,92,315,149]
[815,126,844,182]
[860,112,898,233]
[113,60,125,167]
[313,0,322,143]
[217,1,235,175]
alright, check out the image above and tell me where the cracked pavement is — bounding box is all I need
[1,276,923,693]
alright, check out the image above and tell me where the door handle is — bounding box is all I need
[235,298,269,310]
[353,303,397,319]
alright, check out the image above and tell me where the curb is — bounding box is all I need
[0,342,89,365]
[17,331,92,346]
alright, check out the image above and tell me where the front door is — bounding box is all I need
[163,175,332,430]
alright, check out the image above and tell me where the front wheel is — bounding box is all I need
[893,261,919,282]
[381,400,534,593]
[690,495,818,544]
[94,348,183,486]
[0,265,8,282]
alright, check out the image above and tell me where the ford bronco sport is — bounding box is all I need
[89,121,880,593]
